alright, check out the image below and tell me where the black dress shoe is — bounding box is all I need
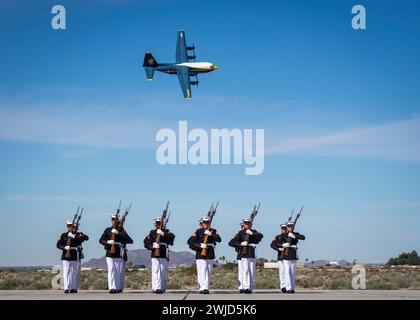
[281,287,286,293]
[203,289,209,294]
[64,290,70,294]
[70,289,78,293]
[109,289,117,294]
[155,289,163,294]
[286,290,295,294]
[239,289,245,293]
[199,290,204,294]
[116,290,122,293]
[244,289,253,294]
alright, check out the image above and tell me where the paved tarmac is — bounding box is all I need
[0,289,419,300]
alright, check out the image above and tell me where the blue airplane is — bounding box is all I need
[142,30,218,99]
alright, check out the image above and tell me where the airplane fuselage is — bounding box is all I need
[143,30,218,98]
[155,62,218,76]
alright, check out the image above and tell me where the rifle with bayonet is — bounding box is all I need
[110,201,122,255]
[201,202,219,257]
[164,211,171,229]
[288,209,294,222]
[155,201,169,256]
[282,205,303,258]
[65,206,83,258]
[118,203,132,230]
[241,202,261,255]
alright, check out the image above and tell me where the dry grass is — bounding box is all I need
[1,267,419,290]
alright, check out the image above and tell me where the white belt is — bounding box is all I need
[70,246,81,250]
[202,243,214,247]
[246,244,256,248]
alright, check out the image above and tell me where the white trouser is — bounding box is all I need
[241,258,256,291]
[106,257,124,290]
[277,260,287,289]
[152,258,168,291]
[118,260,126,291]
[163,259,169,289]
[75,260,81,287]
[283,260,297,291]
[62,260,79,290]
[196,259,213,291]
[237,259,243,290]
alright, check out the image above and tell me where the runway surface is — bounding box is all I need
[0,289,419,300]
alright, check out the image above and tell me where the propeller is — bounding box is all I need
[187,44,196,60]
[191,75,199,87]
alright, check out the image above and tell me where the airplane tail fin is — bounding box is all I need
[143,53,158,67]
[143,53,158,80]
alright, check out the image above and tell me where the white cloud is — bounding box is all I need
[1,96,420,163]
[0,102,159,149]
[266,116,420,161]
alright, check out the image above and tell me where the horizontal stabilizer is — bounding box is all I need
[144,67,155,80]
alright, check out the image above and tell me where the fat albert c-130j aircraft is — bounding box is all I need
[142,30,218,99]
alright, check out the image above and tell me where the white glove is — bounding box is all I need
[278,248,284,251]
[107,240,115,245]
[282,243,290,248]
[241,241,248,246]
[157,229,164,236]
[200,243,207,249]
[64,246,71,251]
[246,230,253,235]
[204,230,212,236]
[111,229,119,235]
[67,232,75,239]
[288,232,296,239]
[152,242,160,249]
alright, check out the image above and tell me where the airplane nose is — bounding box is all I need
[213,65,219,70]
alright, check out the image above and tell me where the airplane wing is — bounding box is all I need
[176,30,188,63]
[176,66,191,99]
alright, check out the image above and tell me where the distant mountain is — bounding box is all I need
[303,259,352,267]
[304,260,328,267]
[338,259,352,266]
[82,249,195,268]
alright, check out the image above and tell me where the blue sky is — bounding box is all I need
[0,0,419,266]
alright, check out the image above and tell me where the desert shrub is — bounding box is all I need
[395,277,410,289]
[368,280,396,290]
[90,278,108,290]
[167,279,182,289]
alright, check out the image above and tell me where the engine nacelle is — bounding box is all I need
[188,55,196,60]
[186,45,195,51]
[190,81,199,86]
